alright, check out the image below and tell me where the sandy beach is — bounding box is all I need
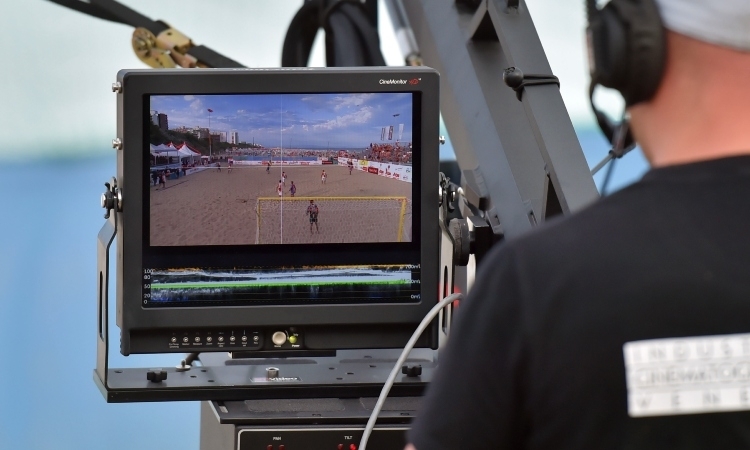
[149,165,413,246]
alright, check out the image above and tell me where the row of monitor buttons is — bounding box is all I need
[170,335,257,344]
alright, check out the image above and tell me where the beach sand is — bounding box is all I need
[149,165,413,246]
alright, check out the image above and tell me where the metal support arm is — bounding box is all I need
[402,0,598,238]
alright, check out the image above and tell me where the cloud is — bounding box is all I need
[331,93,374,110]
[302,125,309,132]
[300,96,314,101]
[237,109,245,113]
[183,95,194,101]
[189,99,204,113]
[313,106,373,131]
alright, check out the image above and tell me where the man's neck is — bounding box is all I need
[629,32,750,167]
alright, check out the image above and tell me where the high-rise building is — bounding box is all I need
[219,131,227,143]
[210,133,221,148]
[150,111,159,126]
[192,127,209,139]
[229,130,239,145]
[157,113,168,131]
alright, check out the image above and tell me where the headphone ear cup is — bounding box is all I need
[589,5,629,92]
[590,0,666,106]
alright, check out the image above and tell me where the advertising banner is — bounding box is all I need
[402,166,412,183]
[234,160,322,166]
[393,165,404,180]
[388,125,394,140]
[185,166,209,175]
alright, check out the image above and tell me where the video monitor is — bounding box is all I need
[115,68,439,355]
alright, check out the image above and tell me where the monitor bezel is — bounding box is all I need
[116,67,440,355]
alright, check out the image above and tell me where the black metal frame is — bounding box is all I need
[95,66,442,402]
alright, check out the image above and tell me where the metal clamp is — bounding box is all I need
[132,25,199,68]
[503,67,560,101]
[100,177,122,219]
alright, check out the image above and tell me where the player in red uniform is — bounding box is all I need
[321,170,327,184]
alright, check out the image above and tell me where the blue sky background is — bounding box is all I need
[0,2,649,449]
[152,92,413,149]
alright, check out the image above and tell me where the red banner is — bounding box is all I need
[322,160,333,165]
[368,167,379,174]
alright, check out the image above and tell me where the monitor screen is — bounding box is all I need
[148,93,414,246]
[115,67,439,355]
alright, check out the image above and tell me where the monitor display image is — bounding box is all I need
[148,93,414,246]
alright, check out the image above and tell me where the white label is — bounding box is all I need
[624,333,750,417]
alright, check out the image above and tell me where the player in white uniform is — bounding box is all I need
[277,180,283,197]
[321,170,327,184]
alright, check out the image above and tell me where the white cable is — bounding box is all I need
[359,292,463,450]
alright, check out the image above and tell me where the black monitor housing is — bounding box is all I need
[114,67,439,356]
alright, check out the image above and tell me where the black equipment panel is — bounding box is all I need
[238,427,407,450]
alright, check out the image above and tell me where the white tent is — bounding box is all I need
[150,143,180,166]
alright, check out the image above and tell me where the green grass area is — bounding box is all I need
[151,279,411,289]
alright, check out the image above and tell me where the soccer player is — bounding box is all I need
[289,181,296,197]
[228,159,233,174]
[277,180,283,197]
[306,199,319,234]
[216,162,221,172]
[282,171,287,185]
[321,170,327,184]
[348,161,353,175]
[266,160,271,174]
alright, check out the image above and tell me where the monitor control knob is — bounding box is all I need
[272,331,287,346]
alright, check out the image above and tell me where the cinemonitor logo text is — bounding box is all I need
[379,79,408,85]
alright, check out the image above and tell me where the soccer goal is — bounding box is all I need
[255,196,410,244]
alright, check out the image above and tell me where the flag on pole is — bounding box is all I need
[207,109,213,113]
[398,124,404,141]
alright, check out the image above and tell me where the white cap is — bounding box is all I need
[655,0,750,51]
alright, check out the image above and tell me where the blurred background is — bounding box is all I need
[0,1,648,448]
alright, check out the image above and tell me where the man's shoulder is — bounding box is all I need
[505,181,650,258]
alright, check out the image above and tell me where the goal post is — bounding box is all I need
[255,196,411,244]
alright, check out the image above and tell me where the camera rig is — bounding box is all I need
[67,0,602,448]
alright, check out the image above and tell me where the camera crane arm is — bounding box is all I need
[403,0,599,245]
[47,0,244,69]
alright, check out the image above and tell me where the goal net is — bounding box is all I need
[255,196,411,244]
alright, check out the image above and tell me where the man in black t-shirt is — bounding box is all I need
[408,1,750,449]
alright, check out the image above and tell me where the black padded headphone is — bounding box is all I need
[586,0,666,146]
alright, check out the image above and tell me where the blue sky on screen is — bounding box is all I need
[151,92,413,149]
